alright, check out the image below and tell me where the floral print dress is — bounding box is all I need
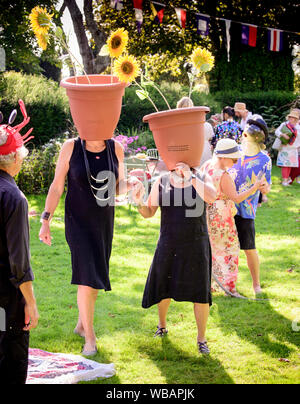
[201,159,240,293]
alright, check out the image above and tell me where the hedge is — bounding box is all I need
[0,71,70,145]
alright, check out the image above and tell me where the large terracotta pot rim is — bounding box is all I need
[143,106,210,123]
[60,74,127,92]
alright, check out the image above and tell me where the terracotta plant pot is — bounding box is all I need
[143,107,210,171]
[60,75,126,141]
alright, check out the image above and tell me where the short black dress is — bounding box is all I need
[142,175,212,308]
[65,137,119,291]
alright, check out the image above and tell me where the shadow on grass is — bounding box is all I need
[214,296,300,358]
[136,335,234,384]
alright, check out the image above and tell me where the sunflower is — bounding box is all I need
[36,32,49,51]
[107,28,129,59]
[191,47,215,73]
[29,6,53,36]
[114,55,140,83]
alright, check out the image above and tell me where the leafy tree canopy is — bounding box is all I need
[0,0,60,74]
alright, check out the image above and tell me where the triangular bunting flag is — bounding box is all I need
[175,8,186,29]
[134,8,143,34]
[225,20,231,62]
[110,0,123,10]
[150,2,165,24]
[241,24,257,47]
[196,14,210,36]
[268,29,283,52]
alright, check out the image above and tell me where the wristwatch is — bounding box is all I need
[40,211,51,222]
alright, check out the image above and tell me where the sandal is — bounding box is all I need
[154,326,168,338]
[198,341,210,355]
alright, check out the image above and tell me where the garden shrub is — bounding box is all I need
[0,71,70,145]
[16,135,69,194]
[118,81,222,133]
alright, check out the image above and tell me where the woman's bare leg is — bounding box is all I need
[157,299,171,328]
[77,285,99,351]
[194,303,210,343]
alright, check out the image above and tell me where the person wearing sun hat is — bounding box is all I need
[0,104,39,384]
[275,108,300,186]
[234,102,263,131]
[229,118,272,296]
[234,102,252,130]
[201,138,263,297]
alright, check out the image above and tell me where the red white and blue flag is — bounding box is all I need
[175,8,186,29]
[241,24,257,47]
[268,29,283,52]
[133,0,143,33]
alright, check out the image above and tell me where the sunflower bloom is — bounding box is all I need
[36,32,49,51]
[191,47,215,73]
[114,55,140,83]
[107,28,129,58]
[29,6,53,36]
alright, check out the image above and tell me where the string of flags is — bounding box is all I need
[109,0,299,61]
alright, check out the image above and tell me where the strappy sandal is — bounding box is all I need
[154,326,168,338]
[197,341,210,355]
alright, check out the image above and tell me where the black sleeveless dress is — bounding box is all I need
[65,137,119,291]
[142,175,212,308]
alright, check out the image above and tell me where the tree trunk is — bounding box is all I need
[64,0,109,75]
[83,0,110,73]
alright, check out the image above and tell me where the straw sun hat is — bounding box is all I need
[234,102,247,113]
[287,109,300,120]
[214,138,242,159]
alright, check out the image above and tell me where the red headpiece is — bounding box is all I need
[0,99,34,156]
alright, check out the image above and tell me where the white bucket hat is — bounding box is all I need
[214,138,242,159]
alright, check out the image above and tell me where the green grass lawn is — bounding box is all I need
[27,166,300,384]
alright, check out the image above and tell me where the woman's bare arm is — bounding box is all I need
[39,139,74,245]
[220,171,260,204]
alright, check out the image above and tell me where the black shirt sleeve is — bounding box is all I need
[5,196,34,288]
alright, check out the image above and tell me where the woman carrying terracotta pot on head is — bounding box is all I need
[131,159,217,355]
[39,136,140,356]
[200,139,263,297]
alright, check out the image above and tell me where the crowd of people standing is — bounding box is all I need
[0,96,299,383]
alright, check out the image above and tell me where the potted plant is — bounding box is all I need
[29,8,138,141]
[138,47,214,170]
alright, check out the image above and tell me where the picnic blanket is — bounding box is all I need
[26,348,116,384]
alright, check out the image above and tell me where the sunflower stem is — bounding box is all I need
[135,81,159,113]
[51,32,91,84]
[151,83,171,110]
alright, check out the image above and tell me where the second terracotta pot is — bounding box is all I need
[143,106,210,171]
[60,75,127,141]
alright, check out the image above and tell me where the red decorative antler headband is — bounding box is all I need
[0,99,34,155]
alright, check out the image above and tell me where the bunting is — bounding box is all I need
[133,0,144,33]
[268,29,284,52]
[107,1,298,55]
[150,2,165,24]
[196,14,210,36]
[110,0,123,10]
[225,20,231,62]
[175,8,187,29]
[241,24,257,47]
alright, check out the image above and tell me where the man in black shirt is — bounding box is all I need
[0,116,39,384]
